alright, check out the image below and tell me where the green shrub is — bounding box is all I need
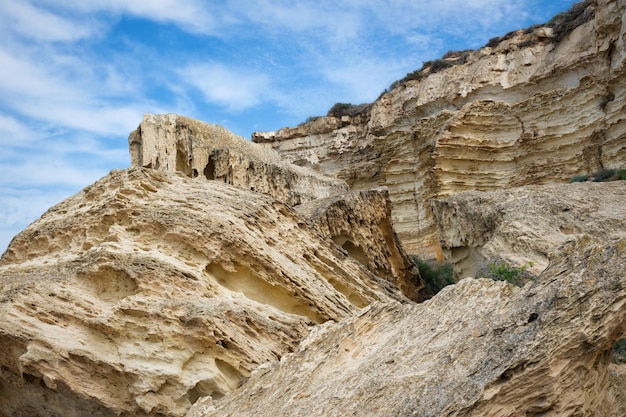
[477,259,536,287]
[592,168,615,182]
[327,102,372,118]
[569,174,589,183]
[548,0,596,43]
[613,338,626,364]
[570,168,626,183]
[410,255,454,297]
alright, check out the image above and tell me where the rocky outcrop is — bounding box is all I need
[297,188,422,300]
[0,167,414,417]
[252,0,626,259]
[431,181,626,280]
[130,113,349,207]
[188,234,626,417]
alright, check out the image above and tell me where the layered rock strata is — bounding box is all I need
[130,113,349,207]
[253,0,626,258]
[0,168,411,417]
[431,181,626,280]
[188,234,626,417]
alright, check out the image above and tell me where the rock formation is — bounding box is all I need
[0,117,421,416]
[188,234,626,417]
[129,113,349,207]
[1,1,625,416]
[252,0,626,259]
[432,180,626,280]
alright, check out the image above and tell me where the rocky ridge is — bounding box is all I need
[253,0,626,259]
[0,118,420,417]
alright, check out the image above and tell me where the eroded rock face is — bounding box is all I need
[130,113,350,206]
[252,0,626,258]
[431,181,626,280]
[188,235,626,417]
[0,168,409,417]
[297,188,423,300]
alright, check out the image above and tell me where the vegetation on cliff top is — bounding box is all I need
[311,1,597,125]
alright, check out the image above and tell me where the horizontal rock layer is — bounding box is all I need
[0,168,411,417]
[252,0,626,258]
[189,234,626,417]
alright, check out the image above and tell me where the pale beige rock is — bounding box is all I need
[0,168,409,417]
[130,113,350,206]
[252,0,626,259]
[297,188,423,300]
[431,181,626,280]
[188,234,626,417]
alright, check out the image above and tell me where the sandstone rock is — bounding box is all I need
[0,168,410,417]
[188,234,626,417]
[431,181,626,280]
[297,188,423,300]
[130,113,350,206]
[252,0,626,259]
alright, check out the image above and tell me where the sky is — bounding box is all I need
[0,0,579,254]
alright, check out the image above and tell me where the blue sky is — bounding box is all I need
[0,0,578,253]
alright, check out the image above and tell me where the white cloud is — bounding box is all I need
[178,63,271,111]
[0,0,101,42]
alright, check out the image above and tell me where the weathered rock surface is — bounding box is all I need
[130,113,349,207]
[253,0,626,259]
[188,234,626,417]
[432,181,626,280]
[0,168,412,417]
[297,188,423,300]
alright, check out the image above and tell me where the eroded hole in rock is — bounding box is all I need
[187,358,244,404]
[331,235,369,266]
[204,263,324,323]
[204,156,216,180]
[77,266,138,303]
[176,147,193,177]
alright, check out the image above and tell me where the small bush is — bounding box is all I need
[548,0,596,43]
[570,168,626,183]
[478,259,536,287]
[327,102,372,118]
[613,338,626,364]
[410,255,454,297]
[569,174,589,183]
[592,168,615,182]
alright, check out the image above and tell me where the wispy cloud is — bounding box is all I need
[178,63,272,111]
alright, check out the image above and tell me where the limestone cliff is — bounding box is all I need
[188,234,626,417]
[253,0,626,258]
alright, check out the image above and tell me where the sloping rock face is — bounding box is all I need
[297,188,422,300]
[253,0,626,259]
[130,113,349,206]
[432,181,626,280]
[188,234,626,417]
[127,113,421,297]
[0,168,412,417]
